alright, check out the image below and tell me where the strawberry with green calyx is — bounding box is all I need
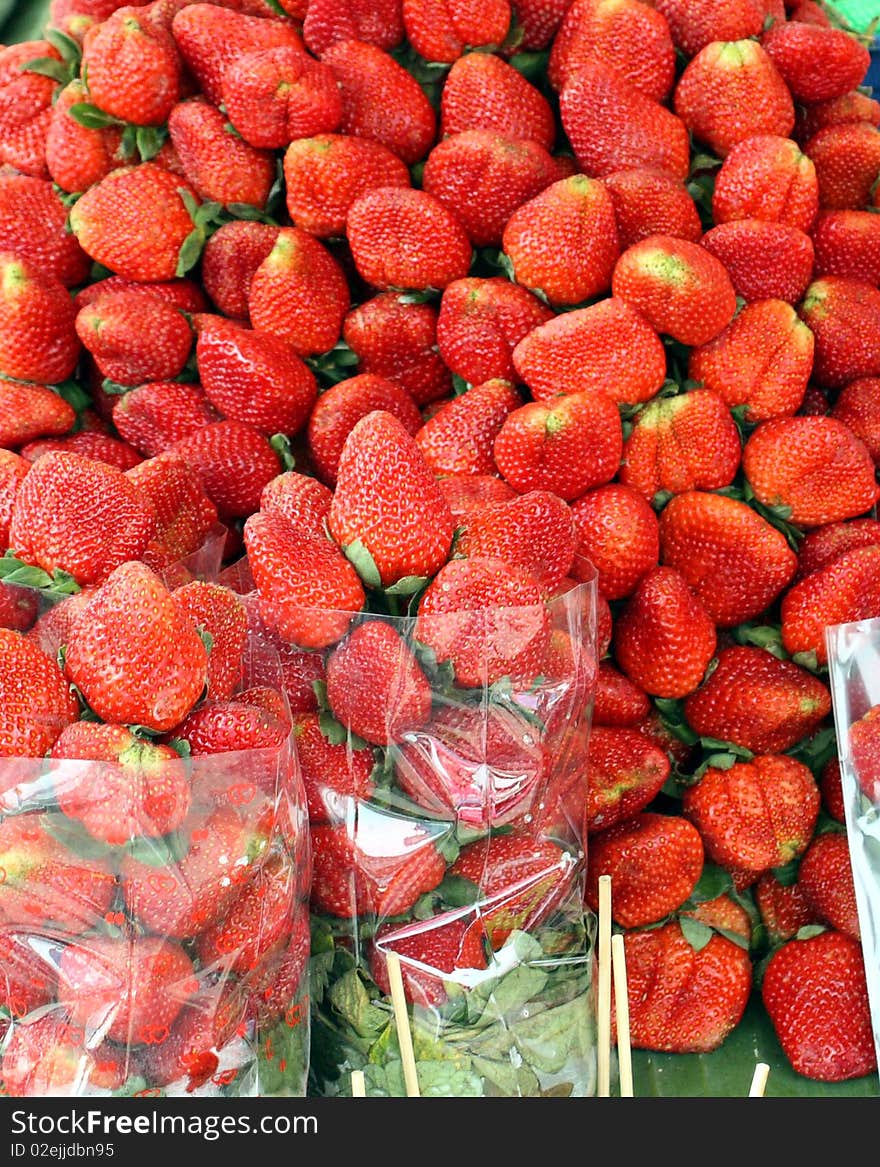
[172,419,284,519]
[171,580,248,702]
[0,41,62,179]
[754,868,818,946]
[585,724,671,833]
[195,852,296,975]
[292,710,376,823]
[75,288,194,388]
[369,912,489,1007]
[223,46,343,150]
[167,96,276,211]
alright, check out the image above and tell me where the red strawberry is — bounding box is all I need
[798,276,880,389]
[416,556,550,688]
[819,755,846,823]
[172,693,290,758]
[658,490,798,628]
[549,0,676,101]
[700,219,815,305]
[196,315,318,436]
[74,274,208,315]
[762,930,876,1082]
[762,20,871,105]
[510,0,573,49]
[849,703,880,802]
[0,41,59,178]
[831,378,880,465]
[137,1002,224,1093]
[283,132,411,239]
[511,296,667,406]
[44,77,126,195]
[584,811,705,927]
[81,5,183,126]
[369,914,488,1006]
[797,517,880,579]
[440,50,555,150]
[0,450,29,549]
[0,380,76,450]
[49,721,190,845]
[754,870,817,944]
[592,661,652,728]
[611,235,737,346]
[604,166,703,250]
[618,387,743,501]
[172,419,283,518]
[612,565,717,699]
[307,372,422,486]
[492,391,622,501]
[342,291,451,406]
[0,929,56,1018]
[292,710,375,822]
[585,724,671,833]
[501,173,620,307]
[125,449,219,570]
[651,0,765,57]
[76,289,193,387]
[320,38,436,166]
[303,0,404,55]
[113,381,218,457]
[168,96,275,209]
[673,39,795,160]
[401,0,511,63]
[9,450,156,586]
[244,509,366,650]
[20,430,142,472]
[795,90,880,146]
[68,163,202,283]
[64,560,209,731]
[780,544,880,665]
[798,829,860,941]
[199,220,280,321]
[223,46,342,150]
[812,209,880,286]
[172,579,248,701]
[682,753,821,875]
[688,298,814,423]
[195,853,295,976]
[328,409,456,587]
[414,377,522,478]
[260,470,333,537]
[804,123,880,211]
[0,252,80,385]
[437,473,517,519]
[0,172,91,288]
[570,483,660,601]
[559,58,690,180]
[0,1015,126,1097]
[247,226,351,357]
[711,134,819,233]
[0,629,78,757]
[612,920,752,1054]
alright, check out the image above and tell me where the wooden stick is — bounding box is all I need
[611,933,633,1098]
[597,873,612,1098]
[351,1069,366,1098]
[385,951,421,1098]
[749,1062,770,1097]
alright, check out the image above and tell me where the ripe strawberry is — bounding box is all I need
[797,517,880,579]
[711,134,819,233]
[651,0,764,57]
[172,579,248,701]
[510,0,573,49]
[658,490,798,628]
[613,920,753,1054]
[585,724,670,833]
[611,235,738,346]
[414,377,521,478]
[755,869,817,944]
[283,132,411,240]
[619,387,743,501]
[81,5,183,126]
[548,0,676,102]
[683,753,821,875]
[246,226,350,358]
[781,544,880,665]
[50,721,190,845]
[9,450,156,586]
[137,1002,224,1093]
[64,560,209,731]
[762,930,876,1082]
[440,50,555,150]
[168,96,275,209]
[0,929,56,1018]
[500,173,620,307]
[812,210,880,286]
[511,296,667,406]
[328,410,456,587]
[21,429,142,472]
[830,378,880,465]
[74,273,208,315]
[0,1015,126,1097]
[309,817,447,918]
[342,291,451,406]
[437,473,517,518]
[762,20,871,105]
[245,910,310,1028]
[612,565,717,699]
[172,693,290,760]
[493,391,622,501]
[604,167,703,251]
[125,449,219,570]
[199,220,280,321]
[819,755,846,823]
[260,470,333,537]
[45,77,126,195]
[195,853,295,976]
[222,46,342,150]
[416,556,550,688]
[0,450,30,551]
[172,419,283,518]
[592,661,652,727]
[401,0,511,63]
[803,122,880,213]
[0,41,59,179]
[570,483,659,601]
[683,644,831,754]
[0,629,78,757]
[558,58,690,180]
[0,252,80,385]
[0,380,76,450]
[320,38,436,166]
[307,372,422,486]
[701,219,815,305]
[76,289,193,387]
[244,509,366,649]
[171,3,304,106]
[849,703,880,802]
[674,39,795,160]
[0,172,91,288]
[682,892,753,943]
[799,276,880,389]
[292,710,375,823]
[303,0,404,55]
[585,811,704,926]
[68,163,201,283]
[113,381,217,457]
[798,829,860,941]
[688,298,814,423]
[369,914,488,1007]
[346,186,472,293]
[797,91,880,146]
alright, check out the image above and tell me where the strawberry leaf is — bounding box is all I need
[124,829,190,867]
[101,377,134,396]
[226,202,278,225]
[269,432,296,470]
[384,575,429,596]
[0,551,80,595]
[134,124,167,162]
[342,539,382,590]
[19,55,70,84]
[45,27,82,66]
[67,101,122,129]
[686,863,733,905]
[507,50,550,83]
[679,915,715,952]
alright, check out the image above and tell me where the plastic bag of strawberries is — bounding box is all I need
[221,540,601,1098]
[0,562,311,1099]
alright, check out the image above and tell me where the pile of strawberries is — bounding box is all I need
[2,0,880,1095]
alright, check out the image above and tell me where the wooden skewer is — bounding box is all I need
[597,873,612,1098]
[749,1062,770,1097]
[610,933,633,1098]
[385,951,421,1098]
[351,1069,366,1098]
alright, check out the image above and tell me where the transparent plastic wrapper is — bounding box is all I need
[229,559,600,1098]
[825,616,880,1079]
[0,595,311,1098]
